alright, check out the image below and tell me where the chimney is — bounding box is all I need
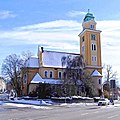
[41,47,44,53]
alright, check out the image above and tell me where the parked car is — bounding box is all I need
[110,99,114,105]
[98,98,110,106]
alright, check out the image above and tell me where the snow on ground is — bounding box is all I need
[58,102,97,107]
[0,95,120,110]
[9,99,52,105]
[0,101,3,105]
[4,102,52,110]
[1,99,53,110]
[101,103,120,108]
[0,99,98,109]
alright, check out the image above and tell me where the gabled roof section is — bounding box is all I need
[31,73,63,84]
[25,56,39,68]
[31,73,43,83]
[40,48,79,68]
[91,70,102,77]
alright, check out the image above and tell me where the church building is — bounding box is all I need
[21,11,103,97]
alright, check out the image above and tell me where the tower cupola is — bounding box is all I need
[82,10,96,30]
[83,11,95,22]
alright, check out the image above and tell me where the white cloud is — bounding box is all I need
[0,10,16,19]
[17,20,81,31]
[1,19,120,77]
[67,10,86,17]
[0,20,81,51]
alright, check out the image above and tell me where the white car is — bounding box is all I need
[98,98,110,106]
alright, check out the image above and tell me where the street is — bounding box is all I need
[0,103,120,120]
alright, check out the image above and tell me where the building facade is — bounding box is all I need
[79,11,103,94]
[0,77,6,93]
[21,11,102,97]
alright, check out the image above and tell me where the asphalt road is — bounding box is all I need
[0,104,120,120]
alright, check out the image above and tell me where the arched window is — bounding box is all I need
[95,56,97,61]
[44,71,48,78]
[91,34,96,40]
[94,44,96,50]
[58,71,62,79]
[23,74,27,84]
[98,79,101,84]
[90,25,94,29]
[91,44,97,51]
[50,71,53,78]
[92,44,94,50]
[92,56,94,61]
[82,36,84,42]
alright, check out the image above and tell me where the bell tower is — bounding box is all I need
[79,10,102,74]
[79,10,103,96]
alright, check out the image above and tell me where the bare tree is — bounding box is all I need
[104,64,117,82]
[61,55,96,97]
[103,64,117,97]
[61,55,85,96]
[83,71,96,97]
[2,51,33,96]
[22,50,33,64]
[2,54,23,95]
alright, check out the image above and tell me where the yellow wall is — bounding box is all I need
[79,31,102,67]
[22,68,39,95]
[39,67,63,79]
[82,20,96,30]
[22,13,103,96]
[79,17,103,95]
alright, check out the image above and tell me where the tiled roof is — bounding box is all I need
[42,50,79,68]
[25,57,39,68]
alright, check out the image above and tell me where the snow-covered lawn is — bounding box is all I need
[0,99,97,110]
[4,102,52,109]
[2,100,120,110]
[0,94,120,110]
[8,99,52,105]
[0,99,53,110]
[0,99,120,110]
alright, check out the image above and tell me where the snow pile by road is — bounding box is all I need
[0,96,120,110]
[9,99,52,105]
[4,102,52,109]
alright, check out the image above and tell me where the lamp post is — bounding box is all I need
[64,87,66,103]
[110,80,116,100]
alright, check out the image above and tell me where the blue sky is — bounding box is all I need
[0,0,120,80]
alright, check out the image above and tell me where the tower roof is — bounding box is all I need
[83,10,95,22]
[91,70,102,77]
